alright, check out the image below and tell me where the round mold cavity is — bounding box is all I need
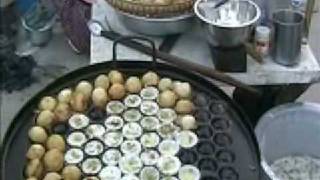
[197,140,215,155]
[213,133,233,147]
[198,158,218,172]
[84,139,105,156]
[193,92,209,107]
[201,175,218,180]
[210,101,227,115]
[86,124,106,140]
[81,157,103,175]
[194,110,211,124]
[87,106,106,121]
[218,167,239,180]
[52,123,68,134]
[216,149,235,164]
[64,148,84,165]
[211,117,230,131]
[178,149,198,164]
[196,125,214,139]
[67,131,88,148]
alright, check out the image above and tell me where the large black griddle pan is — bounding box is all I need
[1,37,261,180]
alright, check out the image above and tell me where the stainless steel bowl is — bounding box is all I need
[115,11,195,36]
[194,0,261,47]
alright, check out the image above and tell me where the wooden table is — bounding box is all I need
[91,0,320,124]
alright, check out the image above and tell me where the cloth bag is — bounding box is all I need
[53,0,93,54]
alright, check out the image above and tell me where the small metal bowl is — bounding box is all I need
[115,10,195,36]
[194,0,261,47]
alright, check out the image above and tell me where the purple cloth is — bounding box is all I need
[54,0,91,54]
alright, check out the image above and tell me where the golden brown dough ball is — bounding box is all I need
[62,165,81,180]
[154,0,172,5]
[26,144,46,160]
[179,115,197,130]
[158,90,177,108]
[173,82,192,99]
[141,0,153,3]
[175,99,194,114]
[75,81,93,99]
[44,149,64,172]
[46,134,66,152]
[54,103,71,122]
[43,172,62,180]
[28,126,48,143]
[36,110,55,129]
[158,78,173,91]
[94,74,110,90]
[57,88,73,103]
[142,71,159,87]
[25,159,43,178]
[108,83,126,100]
[39,96,57,111]
[26,177,38,180]
[70,92,88,112]
[92,88,109,108]
[125,76,142,93]
[108,70,124,84]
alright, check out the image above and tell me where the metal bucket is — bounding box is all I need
[255,103,320,180]
[271,9,304,66]
[115,11,195,36]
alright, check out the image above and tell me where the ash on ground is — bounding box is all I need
[271,155,320,180]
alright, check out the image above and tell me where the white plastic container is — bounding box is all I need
[255,26,271,57]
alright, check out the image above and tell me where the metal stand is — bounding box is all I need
[210,45,247,72]
[233,84,310,126]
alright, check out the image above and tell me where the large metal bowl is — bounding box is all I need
[255,102,320,180]
[194,0,261,47]
[115,10,195,36]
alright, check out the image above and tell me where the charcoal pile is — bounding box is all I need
[0,53,37,92]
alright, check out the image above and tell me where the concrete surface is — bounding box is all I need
[0,27,89,141]
[0,12,319,141]
[298,11,320,103]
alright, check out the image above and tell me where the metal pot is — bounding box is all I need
[194,0,261,47]
[255,103,320,180]
[115,10,195,36]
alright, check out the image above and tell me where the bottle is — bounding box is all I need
[291,0,307,11]
[255,26,271,57]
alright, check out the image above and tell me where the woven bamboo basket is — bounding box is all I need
[106,0,195,18]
